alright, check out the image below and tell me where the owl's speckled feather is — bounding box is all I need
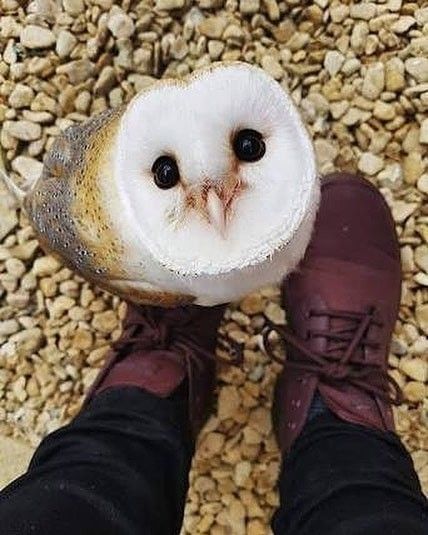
[9,62,318,307]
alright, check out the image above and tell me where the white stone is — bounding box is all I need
[3,120,41,141]
[417,174,428,194]
[62,0,84,15]
[405,58,428,83]
[8,84,34,108]
[419,118,428,144]
[362,62,384,100]
[324,50,345,76]
[20,25,55,49]
[155,0,185,9]
[56,30,77,58]
[107,12,135,39]
[357,152,384,176]
[261,55,283,80]
[377,163,403,190]
[391,16,416,34]
[350,2,376,20]
[11,156,43,184]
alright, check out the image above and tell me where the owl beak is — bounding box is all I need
[206,188,227,237]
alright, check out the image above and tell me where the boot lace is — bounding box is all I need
[262,306,402,405]
[111,307,244,407]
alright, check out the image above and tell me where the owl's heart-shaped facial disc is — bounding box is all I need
[20,62,319,306]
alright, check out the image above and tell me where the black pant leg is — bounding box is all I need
[0,387,193,535]
[272,412,428,535]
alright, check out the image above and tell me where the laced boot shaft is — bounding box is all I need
[85,303,241,437]
[270,173,402,452]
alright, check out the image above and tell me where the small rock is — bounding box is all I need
[373,101,395,121]
[420,119,428,144]
[391,16,416,34]
[63,0,84,15]
[5,258,25,278]
[239,0,260,15]
[0,207,18,241]
[403,152,423,185]
[50,295,75,318]
[92,310,118,333]
[330,4,349,23]
[264,302,285,324]
[350,2,376,20]
[198,16,227,39]
[417,174,428,194]
[94,66,116,97]
[0,319,20,336]
[403,381,426,403]
[261,55,283,80]
[362,62,385,100]
[385,57,405,92]
[248,407,272,435]
[198,432,225,457]
[240,294,265,315]
[324,50,345,76]
[3,120,41,141]
[416,304,428,335]
[8,84,34,109]
[155,0,185,9]
[56,30,77,58]
[234,460,252,487]
[32,256,62,277]
[391,200,418,223]
[400,358,428,382]
[107,12,135,39]
[357,152,384,176]
[218,385,241,420]
[56,60,95,84]
[11,156,43,184]
[405,58,428,84]
[350,21,369,52]
[20,25,55,49]
[377,163,403,190]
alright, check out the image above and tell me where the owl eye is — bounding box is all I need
[151,156,180,189]
[233,129,266,162]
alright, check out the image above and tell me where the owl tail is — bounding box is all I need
[0,151,28,205]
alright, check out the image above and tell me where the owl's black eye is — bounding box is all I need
[233,129,266,162]
[151,156,180,189]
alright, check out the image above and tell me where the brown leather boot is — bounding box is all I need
[85,303,237,437]
[265,172,402,452]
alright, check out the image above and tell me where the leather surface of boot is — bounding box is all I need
[265,172,402,452]
[86,303,232,437]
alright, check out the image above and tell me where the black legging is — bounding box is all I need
[0,387,427,534]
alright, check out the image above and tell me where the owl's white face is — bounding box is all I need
[114,63,316,277]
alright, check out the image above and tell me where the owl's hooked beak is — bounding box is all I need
[206,188,227,237]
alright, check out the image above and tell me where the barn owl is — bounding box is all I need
[3,62,319,307]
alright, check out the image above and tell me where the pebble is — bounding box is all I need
[56,30,77,59]
[391,16,416,34]
[239,0,260,15]
[8,85,34,109]
[218,386,241,420]
[11,156,43,184]
[392,201,418,223]
[405,58,428,84]
[92,310,118,333]
[415,305,428,335]
[155,0,185,9]
[3,120,41,141]
[385,58,405,92]
[403,382,426,403]
[357,152,384,176]
[362,63,385,100]
[107,12,135,39]
[324,51,344,77]
[20,25,55,49]
[399,358,427,382]
[403,152,423,185]
[261,55,283,80]
[420,119,428,144]
[32,256,62,277]
[62,0,85,15]
[377,163,403,190]
[373,101,395,121]
[417,174,428,194]
[198,16,227,39]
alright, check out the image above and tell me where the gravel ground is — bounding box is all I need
[0,0,427,533]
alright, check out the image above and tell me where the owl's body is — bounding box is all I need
[10,62,319,306]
